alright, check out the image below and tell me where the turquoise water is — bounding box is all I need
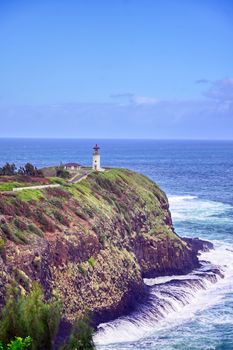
[0,139,233,349]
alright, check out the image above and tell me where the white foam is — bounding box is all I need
[95,195,233,347]
[95,242,233,346]
[144,274,198,286]
[168,195,232,223]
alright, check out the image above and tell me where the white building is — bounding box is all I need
[92,144,101,171]
[64,162,81,172]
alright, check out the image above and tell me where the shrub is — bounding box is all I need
[18,163,43,177]
[53,211,69,226]
[98,233,107,246]
[61,316,95,350]
[84,207,94,219]
[13,219,27,231]
[49,199,64,209]
[78,264,86,275]
[88,256,95,268]
[13,269,30,291]
[27,224,43,237]
[0,163,16,176]
[56,168,70,179]
[95,176,122,196]
[0,336,32,350]
[0,201,15,216]
[0,224,17,243]
[0,238,5,257]
[14,230,28,244]
[0,223,28,244]
[75,210,88,221]
[11,199,32,217]
[0,282,61,350]
[32,255,41,269]
[34,210,55,232]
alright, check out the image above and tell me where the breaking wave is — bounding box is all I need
[95,196,233,348]
[168,195,233,224]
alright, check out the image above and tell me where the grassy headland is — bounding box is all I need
[0,168,199,337]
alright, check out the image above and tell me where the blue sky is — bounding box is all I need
[0,0,233,139]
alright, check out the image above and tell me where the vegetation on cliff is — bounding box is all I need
[0,163,43,177]
[0,282,95,350]
[0,168,199,327]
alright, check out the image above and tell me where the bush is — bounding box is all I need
[75,210,88,221]
[0,224,17,243]
[13,269,30,291]
[0,223,28,244]
[34,210,55,232]
[56,168,70,179]
[78,264,87,275]
[53,211,69,226]
[61,316,95,350]
[49,199,64,209]
[84,207,94,219]
[14,230,28,244]
[0,238,5,257]
[13,219,27,231]
[0,201,15,216]
[88,256,95,268]
[11,199,32,217]
[0,163,16,176]
[18,163,43,178]
[0,336,32,350]
[27,224,43,237]
[32,255,41,269]
[0,282,61,350]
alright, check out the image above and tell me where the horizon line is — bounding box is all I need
[0,137,233,142]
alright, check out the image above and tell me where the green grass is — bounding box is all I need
[0,181,48,191]
[48,177,67,185]
[0,182,23,191]
[16,189,44,202]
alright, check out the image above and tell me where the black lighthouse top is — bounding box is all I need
[93,144,100,154]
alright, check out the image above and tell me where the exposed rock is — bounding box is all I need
[0,169,208,326]
[183,237,214,253]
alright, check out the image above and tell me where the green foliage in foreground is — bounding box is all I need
[61,316,95,350]
[0,336,32,350]
[0,283,61,350]
[0,283,96,350]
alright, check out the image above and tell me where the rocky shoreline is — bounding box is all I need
[0,169,214,341]
[92,236,214,327]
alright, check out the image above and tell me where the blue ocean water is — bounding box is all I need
[0,139,233,349]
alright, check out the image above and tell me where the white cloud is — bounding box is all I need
[203,78,233,102]
[110,93,160,106]
[132,95,160,106]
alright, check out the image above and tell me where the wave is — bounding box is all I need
[168,195,233,224]
[95,242,233,347]
[95,194,233,347]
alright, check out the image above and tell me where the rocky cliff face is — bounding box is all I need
[0,169,202,325]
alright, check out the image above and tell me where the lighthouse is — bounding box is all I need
[92,144,101,171]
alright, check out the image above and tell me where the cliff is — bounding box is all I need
[0,169,202,325]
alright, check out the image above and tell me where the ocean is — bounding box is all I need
[0,139,232,350]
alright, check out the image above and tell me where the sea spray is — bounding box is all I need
[95,242,233,347]
[95,194,233,347]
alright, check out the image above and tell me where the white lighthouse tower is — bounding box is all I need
[92,144,101,171]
